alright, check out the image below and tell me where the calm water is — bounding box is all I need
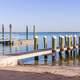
[0,32,80,66]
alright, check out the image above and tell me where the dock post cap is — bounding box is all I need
[68,35,71,38]
[34,36,38,38]
[65,35,68,36]
[73,35,77,37]
[52,36,57,39]
[43,36,47,38]
[60,35,64,38]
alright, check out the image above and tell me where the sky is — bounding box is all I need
[0,0,80,32]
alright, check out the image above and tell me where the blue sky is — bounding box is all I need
[0,0,80,32]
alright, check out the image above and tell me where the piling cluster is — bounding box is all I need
[34,35,80,65]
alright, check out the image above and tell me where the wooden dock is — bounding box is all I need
[0,39,34,46]
[0,34,80,67]
[0,45,79,67]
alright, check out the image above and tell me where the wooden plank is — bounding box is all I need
[13,39,34,47]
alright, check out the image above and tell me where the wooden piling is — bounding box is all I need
[66,36,71,64]
[52,36,57,51]
[34,36,38,64]
[59,36,65,64]
[70,35,73,59]
[59,35,61,47]
[65,35,68,46]
[33,25,35,39]
[73,35,77,48]
[34,36,38,50]
[73,35,77,63]
[26,25,28,40]
[79,36,80,48]
[2,24,4,42]
[70,35,73,46]
[9,24,12,44]
[26,25,28,51]
[60,36,64,51]
[43,36,48,64]
[78,36,80,61]
[43,36,47,49]
[2,24,4,55]
[9,24,12,53]
[52,36,57,64]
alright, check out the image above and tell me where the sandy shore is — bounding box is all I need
[0,65,80,80]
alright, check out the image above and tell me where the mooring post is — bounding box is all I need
[78,36,80,62]
[26,25,28,51]
[66,36,71,64]
[9,24,12,44]
[2,24,4,55]
[26,25,28,40]
[78,36,80,59]
[33,25,35,39]
[70,35,73,59]
[70,35,73,47]
[59,35,61,47]
[59,36,65,65]
[73,35,77,48]
[34,36,38,64]
[9,24,12,53]
[43,36,48,64]
[52,36,57,65]
[2,24,4,43]
[73,35,77,61]
[79,36,80,47]
[65,35,68,47]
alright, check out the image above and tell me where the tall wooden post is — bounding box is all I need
[33,25,35,39]
[9,24,12,53]
[59,36,65,65]
[26,26,28,51]
[78,36,80,62]
[79,36,80,47]
[73,35,77,48]
[59,35,61,47]
[9,24,12,44]
[65,36,71,64]
[52,36,57,65]
[2,24,4,42]
[34,36,38,64]
[70,35,73,47]
[70,35,73,59]
[26,25,28,40]
[65,35,68,46]
[43,36,47,64]
[73,35,77,62]
[2,24,4,55]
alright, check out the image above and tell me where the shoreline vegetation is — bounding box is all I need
[0,65,80,80]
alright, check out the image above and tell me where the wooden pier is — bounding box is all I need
[0,24,80,67]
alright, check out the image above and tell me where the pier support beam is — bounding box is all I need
[2,24,4,55]
[9,24,12,53]
[26,25,28,51]
[70,35,73,60]
[9,24,12,44]
[33,25,36,39]
[65,36,71,64]
[65,35,68,47]
[34,36,38,64]
[73,35,77,63]
[52,36,57,65]
[59,36,65,65]
[43,36,48,64]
